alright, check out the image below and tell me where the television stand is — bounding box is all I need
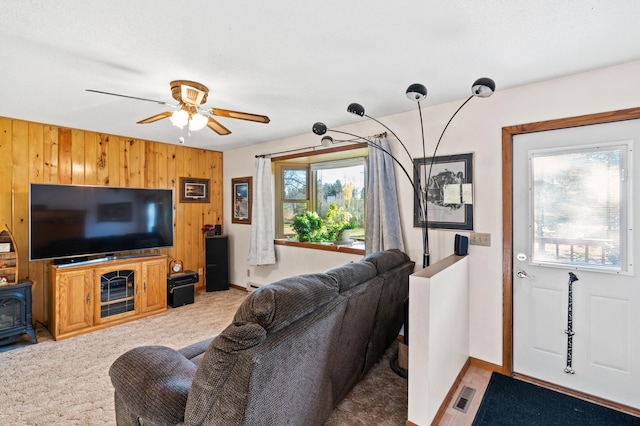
[50,254,167,340]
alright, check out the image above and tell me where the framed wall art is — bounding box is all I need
[180,177,210,203]
[413,153,473,230]
[232,176,252,224]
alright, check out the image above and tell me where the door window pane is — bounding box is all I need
[531,145,627,271]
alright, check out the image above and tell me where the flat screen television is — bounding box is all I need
[29,183,174,261]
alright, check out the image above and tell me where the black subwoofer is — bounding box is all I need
[168,284,194,308]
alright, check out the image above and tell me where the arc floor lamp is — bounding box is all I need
[313,77,495,268]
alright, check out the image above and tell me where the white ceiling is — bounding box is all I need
[2,1,640,151]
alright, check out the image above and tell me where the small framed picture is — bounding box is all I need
[180,177,210,203]
[232,177,252,224]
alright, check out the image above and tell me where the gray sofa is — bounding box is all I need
[109,249,414,425]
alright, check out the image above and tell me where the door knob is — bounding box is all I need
[516,269,533,280]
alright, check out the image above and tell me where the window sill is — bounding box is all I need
[274,239,365,255]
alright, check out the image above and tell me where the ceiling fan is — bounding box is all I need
[86,80,270,136]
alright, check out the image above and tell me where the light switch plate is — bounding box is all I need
[470,232,491,247]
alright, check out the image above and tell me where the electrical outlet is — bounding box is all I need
[470,232,491,247]
[198,267,203,276]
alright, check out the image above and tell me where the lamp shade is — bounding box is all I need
[471,77,496,98]
[347,103,365,116]
[406,83,427,101]
[312,122,328,135]
[189,113,209,131]
[170,109,189,128]
[320,136,334,147]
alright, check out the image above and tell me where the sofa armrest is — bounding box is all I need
[178,337,215,361]
[109,345,198,425]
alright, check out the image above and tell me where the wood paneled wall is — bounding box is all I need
[0,116,223,326]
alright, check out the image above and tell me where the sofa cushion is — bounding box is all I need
[234,273,339,334]
[325,261,378,292]
[185,322,267,425]
[362,249,411,274]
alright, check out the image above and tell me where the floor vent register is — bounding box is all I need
[453,385,477,413]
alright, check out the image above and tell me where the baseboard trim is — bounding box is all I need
[229,283,248,291]
[469,357,504,374]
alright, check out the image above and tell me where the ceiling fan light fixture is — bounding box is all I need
[189,113,209,131]
[90,80,269,136]
[170,109,189,128]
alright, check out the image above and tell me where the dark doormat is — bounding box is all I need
[472,372,640,426]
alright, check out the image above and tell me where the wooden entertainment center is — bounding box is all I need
[49,254,167,340]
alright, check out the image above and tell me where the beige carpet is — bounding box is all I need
[0,288,407,425]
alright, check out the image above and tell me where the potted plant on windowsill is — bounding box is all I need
[338,220,357,242]
[291,211,324,242]
[324,204,358,243]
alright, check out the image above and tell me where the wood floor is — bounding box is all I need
[437,365,493,426]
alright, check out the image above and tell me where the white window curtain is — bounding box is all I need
[248,157,276,265]
[365,137,405,254]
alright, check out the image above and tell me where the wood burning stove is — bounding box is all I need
[0,280,37,346]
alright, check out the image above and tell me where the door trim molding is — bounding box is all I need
[501,106,640,375]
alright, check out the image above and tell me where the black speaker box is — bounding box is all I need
[168,284,194,308]
[454,234,469,256]
[214,224,222,235]
[206,235,229,292]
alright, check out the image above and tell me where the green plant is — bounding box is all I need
[321,203,360,241]
[291,211,324,242]
[341,219,357,230]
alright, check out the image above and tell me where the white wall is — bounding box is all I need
[224,60,640,365]
[408,255,469,425]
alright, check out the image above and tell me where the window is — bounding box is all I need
[530,143,631,272]
[274,147,367,240]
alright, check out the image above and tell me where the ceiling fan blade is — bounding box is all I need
[208,108,270,124]
[206,117,232,135]
[137,111,173,124]
[86,89,173,106]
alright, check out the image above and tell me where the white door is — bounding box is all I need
[513,119,640,409]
